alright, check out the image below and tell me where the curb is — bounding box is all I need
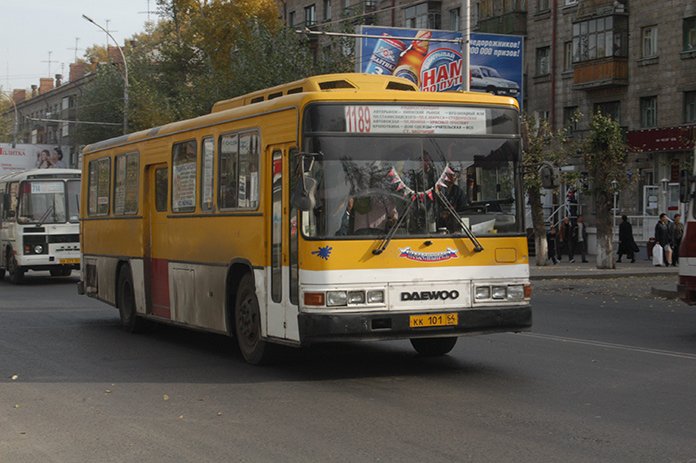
[650,286,680,299]
[530,270,678,281]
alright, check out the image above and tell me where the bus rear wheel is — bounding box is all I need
[7,254,24,284]
[410,337,458,356]
[117,265,146,333]
[235,274,274,365]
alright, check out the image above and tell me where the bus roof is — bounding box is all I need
[0,168,81,183]
[82,73,520,155]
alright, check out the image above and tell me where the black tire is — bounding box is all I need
[117,265,146,333]
[235,273,274,365]
[50,267,72,277]
[7,253,24,284]
[486,86,498,95]
[410,337,458,356]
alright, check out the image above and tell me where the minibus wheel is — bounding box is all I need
[7,254,24,284]
[410,337,458,356]
[235,274,274,365]
[117,265,146,333]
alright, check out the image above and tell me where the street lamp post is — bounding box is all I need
[82,14,128,135]
[0,92,19,147]
[611,179,618,239]
[660,177,669,215]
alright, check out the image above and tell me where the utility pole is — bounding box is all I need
[460,0,470,91]
[82,15,129,134]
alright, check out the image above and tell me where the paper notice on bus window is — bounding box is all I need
[31,181,64,194]
[344,105,487,135]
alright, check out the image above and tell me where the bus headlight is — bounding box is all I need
[326,291,348,307]
[347,291,365,304]
[507,285,524,301]
[34,245,44,254]
[367,290,384,304]
[475,286,491,300]
[491,286,507,300]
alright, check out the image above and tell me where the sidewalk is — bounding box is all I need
[528,257,680,298]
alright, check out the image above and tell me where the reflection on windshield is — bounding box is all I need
[18,181,69,224]
[301,136,520,238]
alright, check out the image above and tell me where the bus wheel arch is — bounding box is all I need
[224,261,255,337]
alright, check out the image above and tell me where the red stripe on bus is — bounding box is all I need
[149,258,171,319]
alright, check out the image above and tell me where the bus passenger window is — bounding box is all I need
[155,168,168,212]
[88,158,110,216]
[218,131,259,210]
[201,137,214,211]
[172,141,197,213]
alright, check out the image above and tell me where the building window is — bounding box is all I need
[323,0,332,20]
[563,41,573,71]
[305,4,316,26]
[537,0,549,13]
[172,140,197,213]
[113,152,139,215]
[641,26,658,58]
[536,46,550,75]
[684,16,696,51]
[563,106,579,133]
[685,91,696,123]
[404,3,440,29]
[572,15,627,63]
[449,8,460,31]
[564,0,577,5]
[288,11,295,27]
[640,96,657,128]
[594,101,621,123]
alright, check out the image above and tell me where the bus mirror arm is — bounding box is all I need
[293,152,322,211]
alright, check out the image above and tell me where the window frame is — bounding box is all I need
[200,136,215,212]
[304,4,316,26]
[87,157,111,217]
[684,16,696,51]
[536,46,550,76]
[641,25,658,58]
[640,96,658,128]
[113,151,140,216]
[685,91,696,123]
[217,129,260,212]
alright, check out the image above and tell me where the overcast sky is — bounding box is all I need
[1,0,156,91]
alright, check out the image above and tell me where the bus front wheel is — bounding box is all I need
[410,337,458,356]
[7,254,24,284]
[235,274,274,365]
[117,265,146,333]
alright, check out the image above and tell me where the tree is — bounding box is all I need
[520,113,577,266]
[583,112,628,269]
[0,92,13,143]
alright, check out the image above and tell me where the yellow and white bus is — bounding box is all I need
[78,73,531,363]
[0,168,81,283]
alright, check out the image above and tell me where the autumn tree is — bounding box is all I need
[521,113,577,266]
[583,112,628,269]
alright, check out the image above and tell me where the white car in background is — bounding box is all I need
[471,65,519,97]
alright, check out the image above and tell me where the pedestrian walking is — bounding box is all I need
[673,213,684,266]
[576,215,588,263]
[547,224,559,264]
[558,216,576,263]
[617,215,637,263]
[654,213,672,266]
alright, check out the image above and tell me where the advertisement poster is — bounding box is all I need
[357,26,523,106]
[0,143,71,176]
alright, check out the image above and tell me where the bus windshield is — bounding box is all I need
[17,180,80,224]
[301,135,521,239]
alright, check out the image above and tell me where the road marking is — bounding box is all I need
[519,332,696,361]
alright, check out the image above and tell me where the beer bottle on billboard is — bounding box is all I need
[393,30,431,87]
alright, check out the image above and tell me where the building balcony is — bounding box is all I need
[476,11,527,36]
[572,57,628,90]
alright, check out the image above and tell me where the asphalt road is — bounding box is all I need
[1,272,695,462]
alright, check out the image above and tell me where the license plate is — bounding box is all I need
[409,313,458,328]
[59,258,79,264]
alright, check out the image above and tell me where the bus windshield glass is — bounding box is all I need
[17,180,76,224]
[301,104,522,239]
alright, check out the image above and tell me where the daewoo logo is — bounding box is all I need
[398,247,458,262]
[401,290,460,301]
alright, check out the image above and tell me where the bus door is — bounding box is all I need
[266,146,296,339]
[144,164,171,319]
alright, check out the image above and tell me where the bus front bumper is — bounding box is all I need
[297,305,532,345]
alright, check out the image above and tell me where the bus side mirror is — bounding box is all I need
[291,152,321,212]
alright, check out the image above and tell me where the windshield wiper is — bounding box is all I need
[372,199,416,255]
[435,188,484,252]
[37,204,55,227]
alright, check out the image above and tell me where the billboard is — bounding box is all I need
[356,26,524,106]
[0,144,71,176]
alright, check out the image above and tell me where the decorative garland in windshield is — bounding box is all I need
[386,164,456,202]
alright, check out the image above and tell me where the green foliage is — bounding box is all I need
[74,65,124,145]
[0,92,13,143]
[582,111,628,198]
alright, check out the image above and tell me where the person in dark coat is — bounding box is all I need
[673,213,684,266]
[558,216,576,263]
[617,215,636,263]
[547,224,559,264]
[655,213,673,266]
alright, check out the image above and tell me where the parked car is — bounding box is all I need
[470,65,519,97]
